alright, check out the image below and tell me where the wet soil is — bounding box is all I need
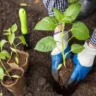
[59,59,74,87]
[0,0,96,96]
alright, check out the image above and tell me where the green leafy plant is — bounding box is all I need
[0,39,20,81]
[0,40,10,80]
[3,23,27,64]
[34,3,90,68]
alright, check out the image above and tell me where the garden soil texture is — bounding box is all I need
[0,0,96,96]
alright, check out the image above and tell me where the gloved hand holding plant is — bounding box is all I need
[51,24,71,81]
[68,29,96,86]
[34,3,90,85]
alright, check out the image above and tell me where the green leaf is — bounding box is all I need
[11,24,18,33]
[10,47,17,53]
[68,0,78,3]
[0,53,6,59]
[0,40,7,50]
[53,8,63,22]
[8,33,15,45]
[35,36,56,52]
[19,36,27,46]
[63,3,81,22]
[34,17,57,31]
[71,44,84,53]
[50,16,58,24]
[64,52,70,59]
[61,16,72,23]
[57,64,63,70]
[1,50,10,59]
[0,67,5,80]
[3,28,11,33]
[15,57,19,64]
[3,28,11,35]
[3,32,11,35]
[11,75,20,79]
[71,22,90,40]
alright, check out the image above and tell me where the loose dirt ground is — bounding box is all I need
[0,0,96,96]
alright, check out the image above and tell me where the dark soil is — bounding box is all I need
[3,69,22,85]
[0,0,96,96]
[59,59,74,87]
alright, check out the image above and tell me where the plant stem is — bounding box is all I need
[10,51,13,59]
[0,60,11,78]
[13,43,18,57]
[61,23,66,66]
[16,42,22,47]
[64,30,70,36]
[65,35,74,44]
[13,43,19,64]
[13,43,16,49]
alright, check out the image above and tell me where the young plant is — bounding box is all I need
[0,67,20,82]
[34,3,90,68]
[0,40,10,80]
[3,23,27,64]
[0,39,20,81]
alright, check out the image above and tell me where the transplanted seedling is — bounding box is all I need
[3,23,27,64]
[34,3,90,69]
[0,39,10,80]
[0,39,20,80]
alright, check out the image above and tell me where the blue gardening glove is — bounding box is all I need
[68,41,96,86]
[51,26,71,81]
[52,44,71,72]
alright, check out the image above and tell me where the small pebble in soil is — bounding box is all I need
[24,92,32,96]
[56,95,63,96]
[38,77,46,86]
[36,87,41,92]
[43,83,52,91]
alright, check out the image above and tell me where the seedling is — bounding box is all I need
[0,34,22,81]
[0,40,20,80]
[0,67,20,81]
[0,39,10,80]
[3,23,27,64]
[0,40,19,80]
[34,3,90,68]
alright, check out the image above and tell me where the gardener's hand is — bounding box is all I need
[67,41,96,86]
[51,24,71,81]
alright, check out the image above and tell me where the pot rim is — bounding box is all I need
[1,67,24,87]
[7,49,29,67]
